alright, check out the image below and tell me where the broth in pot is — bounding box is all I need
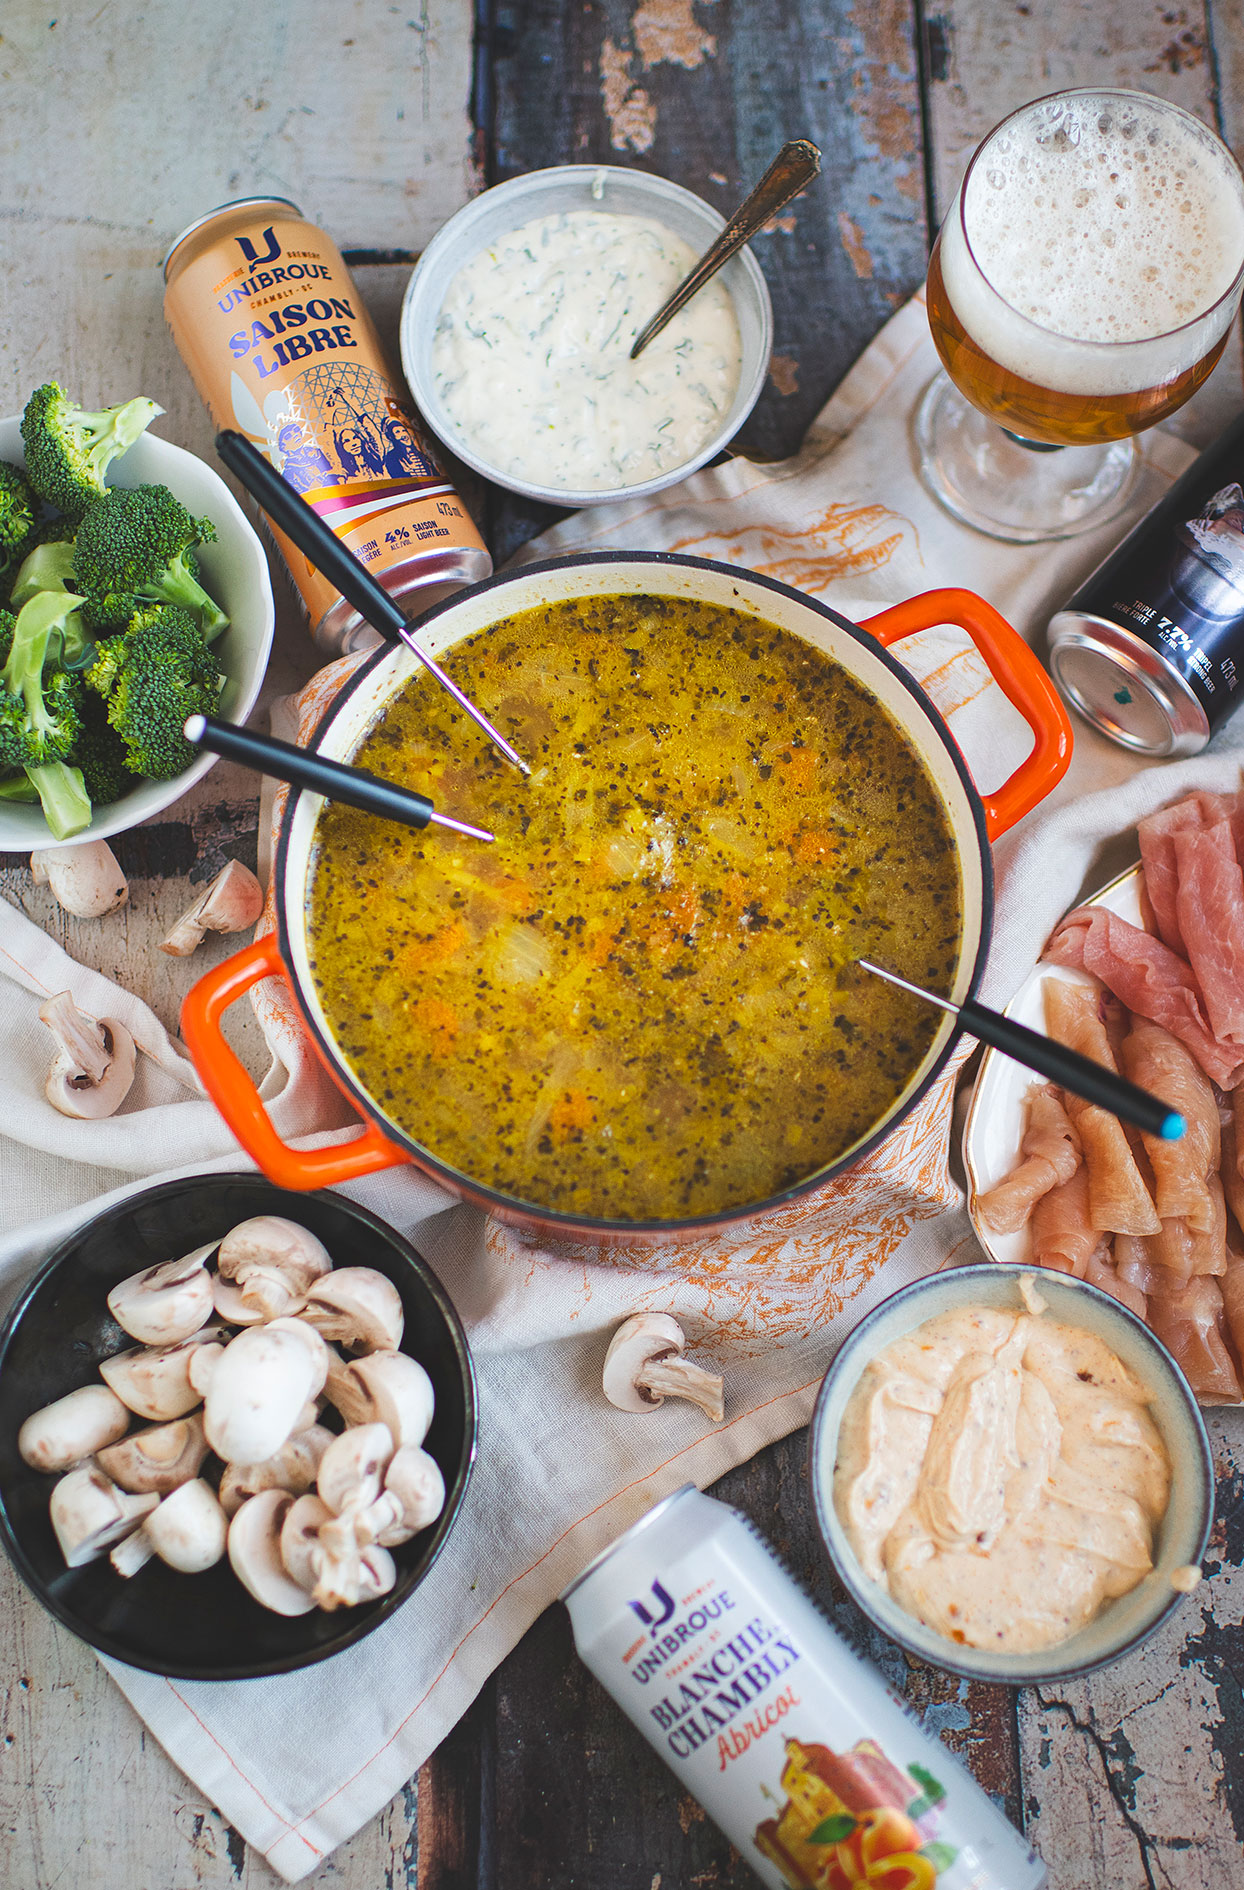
[307,595,963,1221]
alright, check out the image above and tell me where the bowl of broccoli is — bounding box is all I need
[0,386,275,847]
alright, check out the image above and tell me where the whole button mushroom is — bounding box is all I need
[159,860,264,957]
[18,1384,131,1472]
[204,1325,320,1464]
[329,1444,446,1552]
[296,1268,404,1354]
[228,1489,316,1616]
[323,1351,435,1447]
[100,1325,230,1421]
[107,1246,216,1346]
[316,1423,395,1521]
[602,1313,725,1421]
[31,842,128,918]
[217,1216,332,1321]
[96,1413,208,1495]
[50,1467,158,1567]
[263,1316,330,1398]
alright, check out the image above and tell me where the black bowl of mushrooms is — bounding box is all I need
[0,1174,477,1678]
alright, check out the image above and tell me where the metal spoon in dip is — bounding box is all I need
[629,140,821,361]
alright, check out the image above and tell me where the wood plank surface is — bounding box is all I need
[1,3,1243,1888]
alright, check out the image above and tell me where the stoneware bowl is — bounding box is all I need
[0,415,275,849]
[808,1263,1213,1685]
[399,164,773,507]
[0,1174,477,1679]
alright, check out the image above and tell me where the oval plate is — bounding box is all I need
[963,861,1147,1261]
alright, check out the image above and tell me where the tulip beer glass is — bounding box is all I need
[918,90,1244,541]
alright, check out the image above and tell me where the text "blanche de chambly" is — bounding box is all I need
[634,1596,800,1764]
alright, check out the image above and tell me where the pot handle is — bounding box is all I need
[859,587,1072,840]
[180,932,410,1191]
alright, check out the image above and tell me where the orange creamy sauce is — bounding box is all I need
[307,595,962,1219]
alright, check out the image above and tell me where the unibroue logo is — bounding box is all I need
[629,1580,676,1634]
[237,226,282,267]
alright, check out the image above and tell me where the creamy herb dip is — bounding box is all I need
[833,1304,1171,1652]
[429,209,742,492]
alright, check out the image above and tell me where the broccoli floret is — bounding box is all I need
[0,591,91,837]
[20,384,162,521]
[0,461,36,569]
[72,690,130,805]
[91,603,224,781]
[10,538,77,608]
[73,483,229,639]
[80,590,137,637]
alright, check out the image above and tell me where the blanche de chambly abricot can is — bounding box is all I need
[561,1487,1046,1890]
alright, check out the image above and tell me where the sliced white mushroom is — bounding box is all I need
[41,991,136,1120]
[210,1276,268,1327]
[31,842,128,918]
[316,1423,395,1519]
[99,1325,229,1421]
[322,1351,434,1447]
[263,1317,330,1397]
[296,1268,404,1354]
[309,1539,397,1612]
[187,1341,226,1398]
[228,1489,315,1616]
[329,1444,446,1551]
[159,859,265,957]
[50,1467,158,1568]
[217,1425,334,1517]
[18,1384,130,1472]
[107,1245,216,1345]
[110,1527,155,1577]
[217,1216,332,1321]
[279,1492,332,1593]
[96,1412,208,1495]
[203,1324,319,1464]
[144,1478,228,1573]
[602,1313,725,1421]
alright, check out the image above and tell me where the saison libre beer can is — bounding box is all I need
[163,198,491,654]
[1048,412,1244,755]
[561,1487,1046,1890]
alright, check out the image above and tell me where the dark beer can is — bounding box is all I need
[1048,412,1244,755]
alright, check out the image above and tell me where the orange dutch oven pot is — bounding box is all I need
[181,554,1072,1246]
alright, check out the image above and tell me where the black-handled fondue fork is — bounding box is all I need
[215,429,530,775]
[185,713,494,842]
[857,959,1185,1141]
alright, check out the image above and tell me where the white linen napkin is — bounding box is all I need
[0,291,1231,1880]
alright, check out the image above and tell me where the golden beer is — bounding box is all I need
[928,93,1244,449]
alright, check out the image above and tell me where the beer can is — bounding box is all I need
[163,198,491,655]
[1048,412,1244,755]
[561,1485,1047,1890]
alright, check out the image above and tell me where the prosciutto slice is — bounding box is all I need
[1045,909,1244,1088]
[1172,822,1244,1049]
[1146,1272,1242,1404]
[1137,790,1244,957]
[1120,1017,1220,1231]
[976,1085,1080,1233]
[1043,983,1159,1234]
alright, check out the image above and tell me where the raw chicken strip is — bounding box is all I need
[1031,1166,1102,1277]
[1083,1247,1148,1320]
[976,1085,1081,1233]
[1146,1272,1242,1403]
[1115,1233,1162,1298]
[1172,822,1244,1049]
[1044,984,1159,1235]
[1221,1117,1244,1231]
[1046,909,1244,1088]
[1222,1238,1244,1380]
[1142,1184,1227,1282]
[1137,789,1244,957]
[1120,1016,1220,1230]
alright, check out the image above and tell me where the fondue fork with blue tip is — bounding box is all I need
[857,958,1185,1141]
[214,429,530,775]
[184,714,494,842]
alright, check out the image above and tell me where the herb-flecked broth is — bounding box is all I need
[307,595,962,1220]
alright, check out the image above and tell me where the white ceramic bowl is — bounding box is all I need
[399,166,773,507]
[808,1264,1213,1685]
[0,416,275,849]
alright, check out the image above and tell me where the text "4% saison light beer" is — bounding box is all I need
[562,1486,1047,1890]
[163,198,491,654]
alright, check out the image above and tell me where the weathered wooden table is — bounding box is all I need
[2,4,1243,1885]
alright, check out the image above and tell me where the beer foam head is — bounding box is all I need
[942,93,1244,395]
